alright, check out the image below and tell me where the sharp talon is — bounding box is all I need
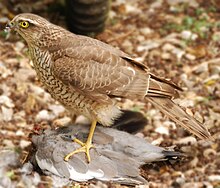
[73,138,85,146]
[64,140,94,162]
[64,120,97,163]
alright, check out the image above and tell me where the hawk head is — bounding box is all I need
[5,13,56,46]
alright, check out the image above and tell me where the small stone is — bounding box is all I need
[125,4,141,14]
[29,84,45,95]
[16,130,25,136]
[15,41,25,52]
[203,181,214,188]
[147,109,160,117]
[181,30,192,40]
[155,126,169,135]
[134,57,144,62]
[0,63,13,78]
[136,35,145,42]
[193,63,208,74]
[75,115,90,125]
[171,48,185,60]
[19,140,31,149]
[48,104,65,116]
[36,110,55,121]
[162,43,176,51]
[180,74,195,89]
[181,30,198,40]
[151,137,164,145]
[140,27,153,36]
[109,10,116,19]
[208,175,220,182]
[185,169,194,177]
[1,106,13,121]
[150,0,163,9]
[137,41,160,52]
[0,149,20,167]
[161,52,171,60]
[163,120,176,129]
[0,96,14,108]
[175,136,197,145]
[185,53,196,60]
[174,98,194,108]
[175,177,185,186]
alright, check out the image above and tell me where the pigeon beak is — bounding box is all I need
[5,21,15,32]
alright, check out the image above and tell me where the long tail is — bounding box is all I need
[146,97,212,140]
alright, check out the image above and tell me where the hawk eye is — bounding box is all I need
[19,21,29,28]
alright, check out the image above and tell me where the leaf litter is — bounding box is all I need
[0,0,220,187]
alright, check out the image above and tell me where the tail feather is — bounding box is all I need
[146,97,212,140]
[162,150,185,159]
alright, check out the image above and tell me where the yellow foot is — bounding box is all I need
[64,138,94,162]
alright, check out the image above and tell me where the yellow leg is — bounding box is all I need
[64,120,97,163]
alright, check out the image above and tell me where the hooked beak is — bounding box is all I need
[5,21,15,32]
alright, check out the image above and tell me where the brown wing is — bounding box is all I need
[51,46,150,102]
[50,30,180,99]
[51,39,211,140]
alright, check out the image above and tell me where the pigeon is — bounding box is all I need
[30,111,182,185]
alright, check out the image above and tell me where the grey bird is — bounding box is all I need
[30,114,182,185]
[6,13,211,163]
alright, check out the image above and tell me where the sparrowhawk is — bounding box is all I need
[6,13,211,162]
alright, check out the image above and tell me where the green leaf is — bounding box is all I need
[6,170,15,179]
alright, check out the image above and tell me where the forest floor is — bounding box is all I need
[0,0,220,187]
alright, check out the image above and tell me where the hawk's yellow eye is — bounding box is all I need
[19,21,29,28]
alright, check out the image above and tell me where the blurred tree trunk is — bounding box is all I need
[65,0,111,36]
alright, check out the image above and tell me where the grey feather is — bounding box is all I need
[31,124,182,185]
